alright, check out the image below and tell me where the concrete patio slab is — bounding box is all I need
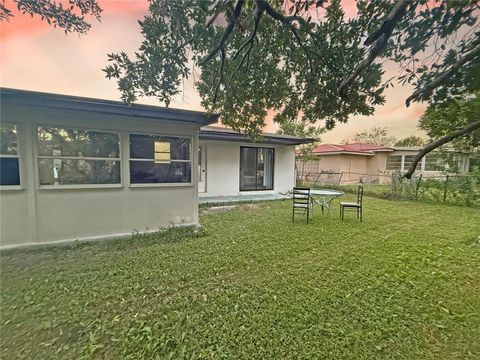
[199,193,290,204]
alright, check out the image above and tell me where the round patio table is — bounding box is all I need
[309,189,344,214]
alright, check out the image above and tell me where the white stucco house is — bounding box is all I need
[198,126,312,198]
[0,88,310,249]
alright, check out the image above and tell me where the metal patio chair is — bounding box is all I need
[292,187,312,223]
[340,186,363,222]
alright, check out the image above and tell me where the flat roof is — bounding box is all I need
[199,126,314,146]
[0,88,219,126]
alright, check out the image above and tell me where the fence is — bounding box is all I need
[297,170,480,207]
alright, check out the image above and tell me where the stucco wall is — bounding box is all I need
[199,140,296,197]
[0,105,199,248]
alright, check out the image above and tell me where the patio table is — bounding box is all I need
[309,189,344,214]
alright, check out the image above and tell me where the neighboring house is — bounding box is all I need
[198,126,312,197]
[0,88,217,248]
[298,143,471,184]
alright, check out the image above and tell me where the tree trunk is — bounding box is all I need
[403,120,480,179]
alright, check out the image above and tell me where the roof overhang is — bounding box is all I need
[0,88,219,126]
[312,151,375,156]
[199,128,314,145]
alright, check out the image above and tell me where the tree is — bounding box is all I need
[102,0,479,174]
[346,126,397,146]
[0,0,101,34]
[2,1,478,175]
[403,93,480,178]
[394,136,426,147]
[278,118,324,179]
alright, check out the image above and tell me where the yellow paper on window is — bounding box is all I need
[154,141,170,163]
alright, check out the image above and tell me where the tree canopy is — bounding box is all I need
[419,93,480,151]
[394,135,426,147]
[0,0,101,34]
[102,1,479,134]
[2,0,479,175]
[345,126,397,146]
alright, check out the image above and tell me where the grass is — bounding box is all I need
[1,196,480,359]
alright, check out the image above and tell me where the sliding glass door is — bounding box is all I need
[240,147,274,191]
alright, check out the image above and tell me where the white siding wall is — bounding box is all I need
[199,140,296,197]
[0,105,199,248]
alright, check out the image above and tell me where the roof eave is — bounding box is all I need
[1,88,218,126]
[199,131,314,145]
[312,151,374,156]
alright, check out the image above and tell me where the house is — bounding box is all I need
[0,88,218,248]
[198,126,312,198]
[298,143,471,184]
[0,88,311,249]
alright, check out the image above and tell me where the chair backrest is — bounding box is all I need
[357,186,364,205]
[293,187,310,204]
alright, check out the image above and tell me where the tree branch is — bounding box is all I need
[403,120,480,179]
[405,45,480,107]
[202,0,245,64]
[257,1,315,76]
[338,0,411,96]
[232,0,263,72]
[213,47,226,102]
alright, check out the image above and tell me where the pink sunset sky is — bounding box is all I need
[0,0,427,143]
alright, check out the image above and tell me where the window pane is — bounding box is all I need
[0,158,20,186]
[386,155,402,171]
[403,155,416,170]
[130,134,190,160]
[424,154,443,171]
[240,147,257,190]
[1,124,18,155]
[38,127,120,158]
[38,159,120,185]
[257,148,274,190]
[130,161,191,183]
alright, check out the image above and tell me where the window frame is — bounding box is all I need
[35,124,123,190]
[239,146,275,192]
[128,132,194,187]
[0,122,22,190]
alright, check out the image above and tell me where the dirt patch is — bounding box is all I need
[201,205,238,215]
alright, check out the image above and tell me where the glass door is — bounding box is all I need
[240,147,274,191]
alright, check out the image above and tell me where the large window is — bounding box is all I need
[129,134,192,184]
[424,154,443,171]
[0,124,20,186]
[386,155,402,171]
[240,147,274,191]
[37,127,121,186]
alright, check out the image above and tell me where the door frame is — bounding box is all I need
[198,145,207,193]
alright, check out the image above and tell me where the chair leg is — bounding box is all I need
[341,206,344,220]
[360,207,363,222]
[357,208,359,220]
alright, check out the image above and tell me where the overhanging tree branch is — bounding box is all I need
[232,1,263,72]
[403,120,480,179]
[338,0,411,96]
[405,45,480,107]
[202,0,245,64]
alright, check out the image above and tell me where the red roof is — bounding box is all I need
[312,143,392,155]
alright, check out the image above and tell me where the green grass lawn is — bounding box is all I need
[1,196,480,359]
